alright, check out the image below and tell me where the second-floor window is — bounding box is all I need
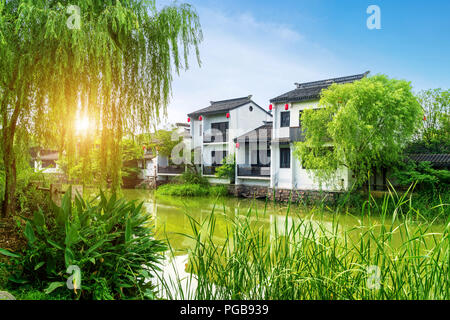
[211,150,228,165]
[210,122,229,142]
[280,111,290,127]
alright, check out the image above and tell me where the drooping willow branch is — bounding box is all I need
[0,0,202,197]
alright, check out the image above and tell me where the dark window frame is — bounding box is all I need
[212,150,228,165]
[280,147,291,169]
[280,111,290,127]
[211,121,229,142]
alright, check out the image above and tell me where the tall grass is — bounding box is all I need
[156,188,449,300]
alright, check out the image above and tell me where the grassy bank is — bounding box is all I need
[157,191,449,300]
[156,183,228,197]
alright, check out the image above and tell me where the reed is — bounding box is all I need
[156,188,449,300]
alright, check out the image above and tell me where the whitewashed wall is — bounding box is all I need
[271,100,350,191]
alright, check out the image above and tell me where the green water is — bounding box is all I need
[122,189,445,254]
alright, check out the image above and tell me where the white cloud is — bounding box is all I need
[162,6,350,125]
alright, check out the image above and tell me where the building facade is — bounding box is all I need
[188,96,272,184]
[268,72,370,192]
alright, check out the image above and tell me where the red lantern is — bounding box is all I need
[236,142,240,149]
[187,117,191,123]
[226,112,230,118]
[269,104,273,111]
[199,115,203,121]
[285,104,289,110]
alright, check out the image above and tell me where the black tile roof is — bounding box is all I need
[406,154,450,168]
[188,95,271,118]
[235,122,273,143]
[270,71,370,104]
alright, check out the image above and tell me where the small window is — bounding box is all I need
[280,148,290,169]
[280,111,290,127]
[249,106,253,112]
[199,124,202,136]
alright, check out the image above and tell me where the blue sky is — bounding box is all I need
[161,0,450,124]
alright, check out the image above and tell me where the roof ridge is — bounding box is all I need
[294,71,370,89]
[210,95,252,104]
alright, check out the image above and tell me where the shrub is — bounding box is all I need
[0,190,167,300]
[392,161,450,192]
[178,170,209,187]
[156,183,229,197]
[215,154,235,183]
[210,185,229,197]
[156,183,210,197]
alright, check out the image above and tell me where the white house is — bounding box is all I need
[234,121,272,188]
[268,71,370,192]
[155,123,192,181]
[31,149,61,174]
[187,96,272,184]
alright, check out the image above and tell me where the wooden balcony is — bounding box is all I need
[157,165,185,175]
[289,126,305,142]
[203,133,228,143]
[237,165,271,177]
[203,165,220,176]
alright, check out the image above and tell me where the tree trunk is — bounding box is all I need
[1,96,21,218]
[1,139,17,218]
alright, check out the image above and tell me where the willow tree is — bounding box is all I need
[0,0,202,217]
[294,75,423,187]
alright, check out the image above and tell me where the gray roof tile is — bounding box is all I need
[270,71,370,103]
[188,95,271,118]
[406,154,450,168]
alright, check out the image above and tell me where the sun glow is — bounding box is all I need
[75,116,90,134]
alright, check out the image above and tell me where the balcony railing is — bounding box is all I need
[157,165,185,175]
[289,126,305,142]
[237,165,271,177]
[203,165,220,176]
[203,133,228,143]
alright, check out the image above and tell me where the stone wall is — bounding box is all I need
[229,184,341,204]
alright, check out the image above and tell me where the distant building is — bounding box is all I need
[31,148,61,174]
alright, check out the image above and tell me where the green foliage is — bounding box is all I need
[0,0,203,213]
[294,74,423,186]
[406,88,450,154]
[156,183,209,197]
[215,154,235,183]
[0,190,167,300]
[11,289,69,300]
[156,183,228,197]
[146,129,183,158]
[178,170,209,187]
[0,164,53,214]
[209,185,228,197]
[392,161,450,191]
